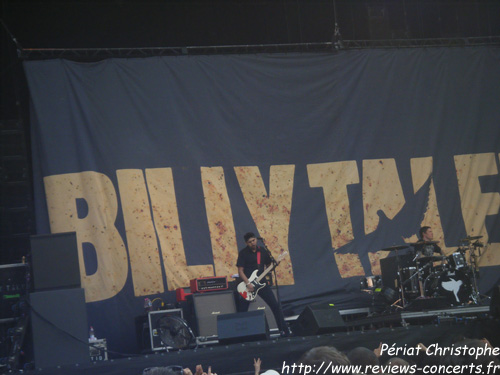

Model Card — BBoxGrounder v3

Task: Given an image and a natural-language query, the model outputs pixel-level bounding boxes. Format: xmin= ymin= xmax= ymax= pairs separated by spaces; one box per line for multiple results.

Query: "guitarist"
xmin=236 ymin=232 xmax=290 ymax=337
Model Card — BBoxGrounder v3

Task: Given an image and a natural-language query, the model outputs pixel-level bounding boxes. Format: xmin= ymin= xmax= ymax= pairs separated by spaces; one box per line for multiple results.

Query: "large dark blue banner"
xmin=25 ymin=47 xmax=500 ymax=353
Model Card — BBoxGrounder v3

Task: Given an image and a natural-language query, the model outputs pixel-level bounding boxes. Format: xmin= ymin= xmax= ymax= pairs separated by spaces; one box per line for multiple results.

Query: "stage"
xmin=21 ymin=304 xmax=499 ymax=375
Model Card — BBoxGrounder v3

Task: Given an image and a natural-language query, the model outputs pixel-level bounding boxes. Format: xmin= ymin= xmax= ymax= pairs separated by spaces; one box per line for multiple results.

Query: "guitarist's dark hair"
xmin=244 ymin=232 xmax=256 ymax=242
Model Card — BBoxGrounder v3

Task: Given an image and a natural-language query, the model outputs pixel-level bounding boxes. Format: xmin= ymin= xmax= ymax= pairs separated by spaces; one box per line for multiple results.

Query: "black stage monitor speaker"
xmin=188 ymin=291 xmax=236 ymax=338
xmin=292 ymin=302 xmax=346 ymax=336
xmin=30 ymin=232 xmax=81 ymax=291
xmin=247 ymin=286 xmax=278 ymax=331
xmin=217 ymin=310 xmax=269 ymax=345
xmin=30 ymin=288 xmax=90 ymax=369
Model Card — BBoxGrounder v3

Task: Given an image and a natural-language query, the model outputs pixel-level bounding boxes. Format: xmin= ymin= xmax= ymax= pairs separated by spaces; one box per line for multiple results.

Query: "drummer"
xmin=411 ymin=226 xmax=444 ymax=278
xmin=416 ymin=226 xmax=443 ymax=257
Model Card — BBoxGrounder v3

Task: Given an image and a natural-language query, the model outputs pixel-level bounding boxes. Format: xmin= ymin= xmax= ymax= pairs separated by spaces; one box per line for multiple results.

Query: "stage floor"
xmin=22 ymin=308 xmax=499 ymax=375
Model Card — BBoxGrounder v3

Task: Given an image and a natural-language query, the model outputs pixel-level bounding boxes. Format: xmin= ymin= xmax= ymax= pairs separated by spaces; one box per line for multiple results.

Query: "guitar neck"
xmin=255 ymin=263 xmax=275 ymax=283
xmin=252 ymin=251 xmax=287 ymax=283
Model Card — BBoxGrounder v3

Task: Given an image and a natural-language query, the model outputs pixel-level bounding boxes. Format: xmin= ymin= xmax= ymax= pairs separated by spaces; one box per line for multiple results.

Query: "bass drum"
xmin=424 ymin=269 xmax=472 ymax=305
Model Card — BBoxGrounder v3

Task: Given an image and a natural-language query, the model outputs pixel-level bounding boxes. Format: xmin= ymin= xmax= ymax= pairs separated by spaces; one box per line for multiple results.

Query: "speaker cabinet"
xmin=380 ymin=253 xmax=414 ymax=290
xmin=187 ymin=291 xmax=236 ymax=338
xmin=247 ymin=286 xmax=278 ymax=332
xmin=217 ymin=310 xmax=269 ymax=345
xmin=491 ymin=285 xmax=500 ymax=318
xmin=291 ymin=302 xmax=346 ymax=336
xmin=30 ymin=232 xmax=81 ymax=291
xmin=30 ymin=288 xmax=90 ymax=369
xmin=135 ymin=314 xmax=150 ymax=352
xmin=0 ymin=263 xmax=28 ymax=319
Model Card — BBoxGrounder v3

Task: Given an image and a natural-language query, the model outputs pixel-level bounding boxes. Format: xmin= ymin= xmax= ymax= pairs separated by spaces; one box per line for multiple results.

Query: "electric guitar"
xmin=237 ymin=251 xmax=288 ymax=302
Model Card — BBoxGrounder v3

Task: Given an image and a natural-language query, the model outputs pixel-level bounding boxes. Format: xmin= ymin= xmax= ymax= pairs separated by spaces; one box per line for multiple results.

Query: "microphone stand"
xmin=258 ymin=238 xmax=286 ymax=333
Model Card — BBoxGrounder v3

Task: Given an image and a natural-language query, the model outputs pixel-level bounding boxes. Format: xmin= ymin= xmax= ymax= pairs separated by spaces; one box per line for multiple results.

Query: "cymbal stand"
xmin=360 ymin=277 xmax=382 ymax=314
xmin=415 ymin=258 xmax=426 ymax=298
xmin=404 ymin=260 xmax=432 ymax=298
xmin=258 ymin=238 xmax=288 ymax=332
xmin=394 ymin=248 xmax=406 ymax=309
xmin=468 ymin=241 xmax=483 ymax=304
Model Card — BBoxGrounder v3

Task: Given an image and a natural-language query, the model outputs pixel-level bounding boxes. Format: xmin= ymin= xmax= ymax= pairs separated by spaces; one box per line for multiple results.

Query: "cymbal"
xmin=380 ymin=245 xmax=409 ymax=251
xmin=460 ymin=235 xmax=483 ymax=242
xmin=409 ymin=241 xmax=439 ymax=246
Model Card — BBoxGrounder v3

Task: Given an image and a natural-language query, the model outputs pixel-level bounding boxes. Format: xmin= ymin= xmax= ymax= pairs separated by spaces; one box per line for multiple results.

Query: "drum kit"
xmin=380 ymin=235 xmax=484 ymax=308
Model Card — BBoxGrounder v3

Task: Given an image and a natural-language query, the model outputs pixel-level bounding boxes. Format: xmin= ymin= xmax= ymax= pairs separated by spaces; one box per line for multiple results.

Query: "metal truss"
xmin=340 ymin=36 xmax=500 ymax=49
xmin=19 ymin=36 xmax=500 ymax=61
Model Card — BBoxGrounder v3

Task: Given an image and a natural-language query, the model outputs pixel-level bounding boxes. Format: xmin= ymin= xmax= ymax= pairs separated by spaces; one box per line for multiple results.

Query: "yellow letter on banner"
xmin=408 ymin=157 xmax=455 ymax=254
xmin=234 ymin=165 xmax=295 ymax=285
xmin=363 ymin=159 xmax=405 ymax=235
xmin=455 ymin=153 xmax=500 ymax=267
xmin=201 ymin=167 xmax=238 ymax=278
xmin=116 ymin=170 xmax=163 ymax=296
xmin=307 ymin=161 xmax=359 ymax=249
xmin=307 ymin=161 xmax=364 ymax=278
xmin=44 ymin=172 xmax=128 ymax=302
xmin=146 ymin=168 xmax=213 ymax=290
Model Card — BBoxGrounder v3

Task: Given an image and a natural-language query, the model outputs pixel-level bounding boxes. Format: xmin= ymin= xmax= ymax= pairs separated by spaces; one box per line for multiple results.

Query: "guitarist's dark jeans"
xmin=237 ymin=285 xmax=288 ymax=334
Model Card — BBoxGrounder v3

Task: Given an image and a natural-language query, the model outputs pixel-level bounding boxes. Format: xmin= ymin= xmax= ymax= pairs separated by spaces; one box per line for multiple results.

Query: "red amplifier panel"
xmin=190 ymin=276 xmax=228 ymax=293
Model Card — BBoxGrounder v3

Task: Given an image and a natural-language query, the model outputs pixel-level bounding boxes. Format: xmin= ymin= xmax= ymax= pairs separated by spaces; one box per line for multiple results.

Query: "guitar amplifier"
xmin=190 ymin=277 xmax=228 ymax=293
xmin=186 ymin=291 xmax=236 ymax=338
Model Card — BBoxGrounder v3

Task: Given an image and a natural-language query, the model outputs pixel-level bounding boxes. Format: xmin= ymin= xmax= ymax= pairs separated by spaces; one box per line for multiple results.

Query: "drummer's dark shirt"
xmin=420 ymin=243 xmax=442 ymax=257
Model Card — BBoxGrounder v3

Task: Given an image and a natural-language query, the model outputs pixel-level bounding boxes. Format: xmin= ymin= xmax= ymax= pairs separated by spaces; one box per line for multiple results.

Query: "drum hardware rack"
xmin=462 ymin=237 xmax=486 ymax=305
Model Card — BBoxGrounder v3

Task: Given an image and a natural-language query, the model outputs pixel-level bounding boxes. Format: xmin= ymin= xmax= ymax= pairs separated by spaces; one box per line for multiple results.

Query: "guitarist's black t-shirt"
xmin=236 ymin=246 xmax=271 ymax=280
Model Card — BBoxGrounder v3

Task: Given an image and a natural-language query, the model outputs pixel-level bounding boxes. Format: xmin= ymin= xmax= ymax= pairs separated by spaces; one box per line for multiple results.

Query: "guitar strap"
xmin=257 ymin=250 xmax=261 ymax=265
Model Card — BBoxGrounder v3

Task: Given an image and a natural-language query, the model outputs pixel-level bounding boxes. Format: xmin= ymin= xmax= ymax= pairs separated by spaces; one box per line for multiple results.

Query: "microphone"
xmin=257 ymin=237 xmax=264 ymax=241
